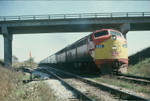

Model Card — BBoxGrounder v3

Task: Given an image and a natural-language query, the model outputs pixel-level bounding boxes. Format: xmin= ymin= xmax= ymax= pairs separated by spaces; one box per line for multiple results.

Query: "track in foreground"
xmin=43 ymin=68 xmax=94 ymax=101
xmin=116 ymin=73 xmax=150 ymax=85
xmin=39 ymin=66 xmax=149 ymax=101
xmin=41 ymin=67 xmax=119 ymax=101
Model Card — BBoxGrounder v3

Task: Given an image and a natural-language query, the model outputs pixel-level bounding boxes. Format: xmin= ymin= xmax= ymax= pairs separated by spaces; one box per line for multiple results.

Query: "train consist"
xmin=39 ymin=29 xmax=128 ymax=74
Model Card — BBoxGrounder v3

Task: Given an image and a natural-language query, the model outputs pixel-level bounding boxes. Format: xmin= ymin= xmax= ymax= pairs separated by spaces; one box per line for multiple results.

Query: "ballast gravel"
xmin=44 ymin=80 xmax=76 ymax=100
xmin=32 ymin=70 xmax=76 ymax=101
xmin=65 ymin=78 xmax=118 ymax=101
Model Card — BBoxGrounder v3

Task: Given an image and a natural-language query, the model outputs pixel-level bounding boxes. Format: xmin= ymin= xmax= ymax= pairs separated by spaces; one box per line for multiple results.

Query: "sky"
xmin=0 ymin=1 xmax=150 ymax=62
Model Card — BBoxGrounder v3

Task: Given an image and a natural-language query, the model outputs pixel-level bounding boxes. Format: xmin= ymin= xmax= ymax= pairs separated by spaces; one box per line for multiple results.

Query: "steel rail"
xmin=116 ymin=76 xmax=150 ymax=85
xmin=117 ymin=73 xmax=150 ymax=81
xmin=0 ymin=12 xmax=150 ymax=21
xmin=44 ymin=66 xmax=149 ymax=101
xmin=43 ymin=68 xmax=95 ymax=101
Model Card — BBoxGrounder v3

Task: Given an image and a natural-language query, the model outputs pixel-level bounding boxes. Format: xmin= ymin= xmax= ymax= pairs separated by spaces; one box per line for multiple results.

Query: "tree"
xmin=23 ymin=57 xmax=37 ymax=68
xmin=25 ymin=57 xmax=35 ymax=64
xmin=12 ymin=55 xmax=19 ymax=63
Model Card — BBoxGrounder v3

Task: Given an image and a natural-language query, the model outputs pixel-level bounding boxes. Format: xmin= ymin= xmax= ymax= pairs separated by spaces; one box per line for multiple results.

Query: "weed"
xmin=6 ymin=81 xmax=56 ymax=101
xmin=0 ymin=66 xmax=21 ymax=101
xmin=127 ymin=58 xmax=150 ymax=77
xmin=0 ymin=66 xmax=56 ymax=101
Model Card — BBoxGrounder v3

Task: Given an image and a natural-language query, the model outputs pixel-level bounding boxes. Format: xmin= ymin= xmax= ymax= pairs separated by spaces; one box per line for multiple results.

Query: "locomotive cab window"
xmin=90 ymin=35 xmax=93 ymax=41
xmin=94 ymin=31 xmax=108 ymax=37
xmin=110 ymin=31 xmax=122 ymax=37
xmin=88 ymin=35 xmax=93 ymax=42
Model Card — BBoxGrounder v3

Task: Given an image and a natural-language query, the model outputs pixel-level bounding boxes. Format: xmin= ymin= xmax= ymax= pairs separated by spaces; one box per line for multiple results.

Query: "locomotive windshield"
xmin=110 ymin=31 xmax=122 ymax=37
xmin=94 ymin=31 xmax=108 ymax=37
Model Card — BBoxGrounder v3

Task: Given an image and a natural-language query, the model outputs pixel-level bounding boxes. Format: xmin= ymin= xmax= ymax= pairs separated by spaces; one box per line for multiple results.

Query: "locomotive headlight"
xmin=112 ymin=46 xmax=117 ymax=50
xmin=111 ymin=35 xmax=117 ymax=40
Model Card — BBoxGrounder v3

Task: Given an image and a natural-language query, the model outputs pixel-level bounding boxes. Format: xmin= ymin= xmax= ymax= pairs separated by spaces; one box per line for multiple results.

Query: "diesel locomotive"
xmin=39 ymin=29 xmax=128 ymax=74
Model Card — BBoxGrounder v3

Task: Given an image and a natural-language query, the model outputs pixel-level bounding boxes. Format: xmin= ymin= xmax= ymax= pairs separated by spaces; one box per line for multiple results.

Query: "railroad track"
xmin=116 ymin=73 xmax=150 ymax=85
xmin=44 ymin=68 xmax=94 ymax=101
xmin=41 ymin=67 xmax=118 ymax=101
xmin=39 ymin=66 xmax=149 ymax=101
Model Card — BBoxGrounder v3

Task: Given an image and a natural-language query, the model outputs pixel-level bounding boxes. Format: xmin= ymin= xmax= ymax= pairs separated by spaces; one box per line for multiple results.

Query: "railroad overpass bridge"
xmin=0 ymin=12 xmax=150 ymax=67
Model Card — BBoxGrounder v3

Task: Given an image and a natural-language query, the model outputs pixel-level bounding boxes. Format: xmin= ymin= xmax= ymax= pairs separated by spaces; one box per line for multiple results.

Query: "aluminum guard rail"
xmin=0 ymin=12 xmax=150 ymax=21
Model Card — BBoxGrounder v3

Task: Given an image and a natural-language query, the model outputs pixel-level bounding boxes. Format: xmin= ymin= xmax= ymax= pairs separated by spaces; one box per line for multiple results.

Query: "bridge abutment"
xmin=2 ymin=26 xmax=13 ymax=68
xmin=120 ymin=23 xmax=131 ymax=38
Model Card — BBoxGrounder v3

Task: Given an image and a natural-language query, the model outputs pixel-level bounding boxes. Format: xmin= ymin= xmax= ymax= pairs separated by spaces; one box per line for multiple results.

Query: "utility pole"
xmin=29 ymin=51 xmax=32 ymax=80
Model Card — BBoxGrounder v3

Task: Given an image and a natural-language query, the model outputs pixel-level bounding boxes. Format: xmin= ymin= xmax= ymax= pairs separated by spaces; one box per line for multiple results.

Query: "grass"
xmin=6 ymin=81 xmax=56 ymax=101
xmin=127 ymin=58 xmax=150 ymax=77
xmin=127 ymin=47 xmax=150 ymax=77
xmin=0 ymin=66 xmax=21 ymax=101
xmin=129 ymin=47 xmax=150 ymax=65
xmin=0 ymin=66 xmax=56 ymax=101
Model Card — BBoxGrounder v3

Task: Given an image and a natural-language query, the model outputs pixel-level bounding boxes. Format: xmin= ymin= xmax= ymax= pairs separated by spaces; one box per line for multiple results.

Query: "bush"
xmin=127 ymin=58 xmax=150 ymax=77
xmin=0 ymin=66 xmax=56 ymax=101
xmin=129 ymin=47 xmax=150 ymax=65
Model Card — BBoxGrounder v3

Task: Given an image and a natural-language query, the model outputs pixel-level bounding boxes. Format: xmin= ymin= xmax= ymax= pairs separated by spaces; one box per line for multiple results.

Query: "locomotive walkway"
xmin=0 ymin=12 xmax=150 ymax=67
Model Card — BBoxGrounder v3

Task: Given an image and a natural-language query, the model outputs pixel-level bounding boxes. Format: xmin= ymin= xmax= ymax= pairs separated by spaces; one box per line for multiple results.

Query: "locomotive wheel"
xmin=100 ymin=64 xmax=112 ymax=75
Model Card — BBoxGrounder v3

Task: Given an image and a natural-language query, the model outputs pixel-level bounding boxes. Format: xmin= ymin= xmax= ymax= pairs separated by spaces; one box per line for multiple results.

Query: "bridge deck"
xmin=0 ymin=12 xmax=150 ymax=21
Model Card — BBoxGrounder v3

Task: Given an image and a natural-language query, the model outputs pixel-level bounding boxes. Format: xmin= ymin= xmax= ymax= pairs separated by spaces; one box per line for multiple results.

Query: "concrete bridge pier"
xmin=120 ymin=23 xmax=131 ymax=38
xmin=2 ymin=26 xmax=13 ymax=68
